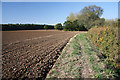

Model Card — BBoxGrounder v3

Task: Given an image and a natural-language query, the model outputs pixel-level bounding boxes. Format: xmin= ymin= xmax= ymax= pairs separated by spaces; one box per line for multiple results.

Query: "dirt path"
xmin=2 ymin=30 xmax=85 ymax=79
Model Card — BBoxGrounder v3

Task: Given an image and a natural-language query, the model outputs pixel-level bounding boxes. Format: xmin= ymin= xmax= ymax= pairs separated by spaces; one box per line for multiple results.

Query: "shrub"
xmin=44 ymin=25 xmax=48 ymax=30
xmin=54 ymin=23 xmax=63 ymax=30
xmin=87 ymin=26 xmax=119 ymax=73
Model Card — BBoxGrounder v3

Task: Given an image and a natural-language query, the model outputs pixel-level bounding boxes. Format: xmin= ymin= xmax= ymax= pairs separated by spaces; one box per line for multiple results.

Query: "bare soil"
xmin=2 ymin=30 xmax=84 ymax=79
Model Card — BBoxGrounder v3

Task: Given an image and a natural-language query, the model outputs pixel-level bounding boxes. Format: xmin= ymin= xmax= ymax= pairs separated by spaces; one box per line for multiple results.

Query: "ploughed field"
xmin=2 ymin=30 xmax=80 ymax=79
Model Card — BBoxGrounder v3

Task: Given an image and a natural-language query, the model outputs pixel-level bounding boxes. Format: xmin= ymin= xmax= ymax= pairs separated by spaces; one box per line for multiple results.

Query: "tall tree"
xmin=78 ymin=5 xmax=104 ymax=30
xmin=66 ymin=12 xmax=77 ymax=22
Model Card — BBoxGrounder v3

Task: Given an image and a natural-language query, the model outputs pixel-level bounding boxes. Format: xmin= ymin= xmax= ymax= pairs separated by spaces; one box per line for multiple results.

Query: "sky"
xmin=1 ymin=0 xmax=119 ymax=2
xmin=2 ymin=2 xmax=119 ymax=25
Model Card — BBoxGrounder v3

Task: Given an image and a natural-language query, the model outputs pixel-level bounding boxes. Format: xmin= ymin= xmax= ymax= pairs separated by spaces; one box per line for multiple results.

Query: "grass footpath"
xmin=46 ymin=33 xmax=117 ymax=79
xmin=46 ymin=34 xmax=82 ymax=78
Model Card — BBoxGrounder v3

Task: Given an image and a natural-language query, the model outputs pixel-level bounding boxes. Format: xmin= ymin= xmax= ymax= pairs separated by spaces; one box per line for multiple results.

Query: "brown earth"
xmin=2 ymin=30 xmax=84 ymax=79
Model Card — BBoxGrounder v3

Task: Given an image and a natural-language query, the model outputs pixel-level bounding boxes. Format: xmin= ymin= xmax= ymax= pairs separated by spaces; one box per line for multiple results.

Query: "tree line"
xmin=2 ymin=24 xmax=54 ymax=31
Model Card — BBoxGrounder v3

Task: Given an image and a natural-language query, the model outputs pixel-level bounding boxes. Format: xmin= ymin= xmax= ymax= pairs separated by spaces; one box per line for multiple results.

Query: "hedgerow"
xmin=87 ymin=26 xmax=120 ymax=75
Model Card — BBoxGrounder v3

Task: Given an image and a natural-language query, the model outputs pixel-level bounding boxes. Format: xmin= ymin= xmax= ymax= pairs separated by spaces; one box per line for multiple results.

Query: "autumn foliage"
xmin=87 ymin=26 xmax=120 ymax=72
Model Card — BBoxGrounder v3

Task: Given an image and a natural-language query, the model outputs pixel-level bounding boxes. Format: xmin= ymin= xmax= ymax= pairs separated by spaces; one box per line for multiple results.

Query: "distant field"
xmin=2 ymin=30 xmax=68 ymax=44
xmin=2 ymin=30 xmax=85 ymax=79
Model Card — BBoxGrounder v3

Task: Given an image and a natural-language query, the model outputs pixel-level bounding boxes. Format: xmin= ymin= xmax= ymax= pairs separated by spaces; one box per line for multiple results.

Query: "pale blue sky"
xmin=2 ymin=2 xmax=118 ymax=25
xmin=1 ymin=0 xmax=119 ymax=2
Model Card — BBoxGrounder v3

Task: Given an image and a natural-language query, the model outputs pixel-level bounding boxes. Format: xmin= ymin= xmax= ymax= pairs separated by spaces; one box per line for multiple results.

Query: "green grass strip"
xmin=79 ymin=33 xmax=117 ymax=79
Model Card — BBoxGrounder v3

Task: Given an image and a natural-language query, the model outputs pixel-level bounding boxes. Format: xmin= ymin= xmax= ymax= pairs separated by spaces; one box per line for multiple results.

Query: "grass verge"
xmin=46 ymin=34 xmax=82 ymax=78
xmin=46 ymin=33 xmax=118 ymax=79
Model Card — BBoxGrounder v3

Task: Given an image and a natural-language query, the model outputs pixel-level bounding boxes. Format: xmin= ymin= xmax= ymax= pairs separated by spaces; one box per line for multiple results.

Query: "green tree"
xmin=93 ymin=18 xmax=105 ymax=27
xmin=66 ymin=12 xmax=77 ymax=22
xmin=54 ymin=23 xmax=63 ymax=30
xmin=72 ymin=20 xmax=87 ymax=31
xmin=63 ymin=21 xmax=73 ymax=31
xmin=44 ymin=25 xmax=48 ymax=30
xmin=78 ymin=5 xmax=104 ymax=30
xmin=63 ymin=20 xmax=87 ymax=31
xmin=72 ymin=20 xmax=80 ymax=31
